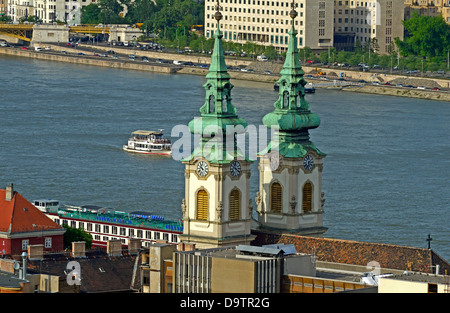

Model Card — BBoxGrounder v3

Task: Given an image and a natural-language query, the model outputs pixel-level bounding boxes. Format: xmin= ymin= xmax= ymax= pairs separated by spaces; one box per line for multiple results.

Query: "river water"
xmin=1 ymin=54 xmax=449 ymax=261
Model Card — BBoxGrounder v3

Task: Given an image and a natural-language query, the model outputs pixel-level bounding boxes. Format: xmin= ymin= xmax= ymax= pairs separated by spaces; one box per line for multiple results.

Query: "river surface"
xmin=1 ymin=54 xmax=449 ymax=261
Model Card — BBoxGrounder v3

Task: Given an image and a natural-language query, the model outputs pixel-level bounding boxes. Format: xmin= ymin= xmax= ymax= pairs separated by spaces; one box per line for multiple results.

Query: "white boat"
xmin=33 ymin=199 xmax=183 ymax=248
xmin=123 ymin=130 xmax=172 ymax=156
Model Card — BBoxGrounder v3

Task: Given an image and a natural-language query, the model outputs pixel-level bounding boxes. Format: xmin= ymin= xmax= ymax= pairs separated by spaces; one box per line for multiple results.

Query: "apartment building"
xmin=8 ymin=0 xmax=95 ymax=23
xmin=404 ymin=0 xmax=450 ymax=23
xmin=204 ymin=0 xmax=334 ymax=53
xmin=334 ymin=0 xmax=404 ymax=54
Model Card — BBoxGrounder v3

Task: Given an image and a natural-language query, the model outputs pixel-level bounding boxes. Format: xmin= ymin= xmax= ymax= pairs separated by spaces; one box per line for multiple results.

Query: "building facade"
xmin=204 ymin=0 xmax=334 ymax=53
xmin=404 ymin=0 xmax=450 ymax=23
xmin=8 ymin=0 xmax=95 ymax=23
xmin=334 ymin=0 xmax=404 ymax=54
xmin=0 ymin=185 xmax=65 ymax=256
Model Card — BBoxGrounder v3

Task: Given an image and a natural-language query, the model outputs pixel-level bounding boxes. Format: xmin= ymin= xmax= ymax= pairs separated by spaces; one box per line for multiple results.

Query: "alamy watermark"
xmin=170 ymin=120 xmax=280 ymax=163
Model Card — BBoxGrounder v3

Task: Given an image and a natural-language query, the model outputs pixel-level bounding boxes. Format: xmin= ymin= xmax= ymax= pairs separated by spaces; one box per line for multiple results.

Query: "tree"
xmin=264 ymin=45 xmax=278 ymax=60
xmin=80 ymin=4 xmax=101 ymax=24
xmin=98 ymin=0 xmax=125 ymax=24
xmin=395 ymin=12 xmax=450 ymax=58
xmin=63 ymin=225 xmax=93 ymax=250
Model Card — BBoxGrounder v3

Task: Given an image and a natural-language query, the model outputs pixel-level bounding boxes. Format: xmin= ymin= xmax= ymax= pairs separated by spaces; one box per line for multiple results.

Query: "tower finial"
xmin=290 ymin=0 xmax=298 ymax=21
xmin=214 ymin=0 xmax=222 ymax=22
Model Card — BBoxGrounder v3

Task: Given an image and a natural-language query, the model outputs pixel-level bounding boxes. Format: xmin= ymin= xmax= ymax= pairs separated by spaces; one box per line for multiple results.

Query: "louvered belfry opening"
xmin=270 ymin=182 xmax=282 ymax=213
xmin=229 ymin=189 xmax=240 ymax=220
xmin=196 ymin=190 xmax=208 ymax=220
xmin=302 ymin=182 xmax=312 ymax=213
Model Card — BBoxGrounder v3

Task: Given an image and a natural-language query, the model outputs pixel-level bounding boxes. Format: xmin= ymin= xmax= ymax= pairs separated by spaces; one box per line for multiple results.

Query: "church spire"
xmin=187 ymin=0 xmax=248 ymax=164
xmin=261 ymin=1 xmax=324 ymax=159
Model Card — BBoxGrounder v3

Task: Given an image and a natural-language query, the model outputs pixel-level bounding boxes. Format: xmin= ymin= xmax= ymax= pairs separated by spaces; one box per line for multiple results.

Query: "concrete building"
xmin=8 ymin=0 xmax=95 ymax=23
xmin=404 ymin=0 xmax=450 ymax=23
xmin=173 ymin=243 xmax=317 ymax=293
xmin=204 ymin=0 xmax=334 ymax=53
xmin=334 ymin=0 xmax=404 ymax=54
xmin=379 ymin=271 xmax=450 ymax=293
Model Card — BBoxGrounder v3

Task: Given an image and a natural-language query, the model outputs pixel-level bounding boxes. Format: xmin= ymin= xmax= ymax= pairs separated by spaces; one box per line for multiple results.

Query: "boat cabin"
xmin=33 ymin=199 xmax=60 ymax=213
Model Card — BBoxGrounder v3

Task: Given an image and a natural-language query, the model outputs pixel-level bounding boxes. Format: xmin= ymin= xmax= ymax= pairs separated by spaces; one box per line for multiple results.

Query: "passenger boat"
xmin=273 ymin=83 xmax=315 ymax=94
xmin=33 ymin=199 xmax=183 ymax=248
xmin=123 ymin=130 xmax=172 ymax=156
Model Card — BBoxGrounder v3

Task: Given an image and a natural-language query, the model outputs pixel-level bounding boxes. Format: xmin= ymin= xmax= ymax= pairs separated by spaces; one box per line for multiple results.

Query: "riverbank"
xmin=1 ymin=44 xmax=449 ymax=102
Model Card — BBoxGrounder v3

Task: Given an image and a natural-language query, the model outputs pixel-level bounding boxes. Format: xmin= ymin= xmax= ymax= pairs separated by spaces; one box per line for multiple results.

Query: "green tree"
xmin=63 ymin=225 xmax=93 ymax=250
xmin=264 ymin=45 xmax=278 ymax=60
xmin=80 ymin=4 xmax=101 ymax=24
xmin=395 ymin=12 xmax=450 ymax=58
xmin=99 ymin=0 xmax=125 ymax=24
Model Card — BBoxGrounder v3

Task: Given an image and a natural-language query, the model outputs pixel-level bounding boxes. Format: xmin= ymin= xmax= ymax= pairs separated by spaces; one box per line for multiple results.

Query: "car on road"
xmin=432 ymin=87 xmax=440 ymax=91
xmin=173 ymin=60 xmax=182 ymax=65
xmin=21 ymin=46 xmax=28 ymax=50
xmin=264 ymin=71 xmax=272 ymax=75
xmin=417 ymin=86 xmax=426 ymax=90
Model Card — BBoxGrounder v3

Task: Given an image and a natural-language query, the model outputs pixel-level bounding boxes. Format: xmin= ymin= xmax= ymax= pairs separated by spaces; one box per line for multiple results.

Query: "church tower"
xmin=255 ymin=3 xmax=327 ymax=236
xmin=179 ymin=2 xmax=255 ymax=249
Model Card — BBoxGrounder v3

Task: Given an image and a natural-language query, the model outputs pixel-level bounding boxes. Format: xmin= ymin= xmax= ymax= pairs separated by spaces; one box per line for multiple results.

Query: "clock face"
xmin=197 ymin=161 xmax=209 ymax=177
xmin=303 ymin=155 xmax=314 ymax=171
xmin=230 ymin=160 xmax=241 ymax=177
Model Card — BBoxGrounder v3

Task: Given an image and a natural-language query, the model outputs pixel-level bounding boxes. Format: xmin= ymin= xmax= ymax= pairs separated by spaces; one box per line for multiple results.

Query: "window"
xmin=196 ymin=189 xmax=209 ymax=220
xmin=229 ymin=189 xmax=241 ymax=220
xmin=22 ymin=240 xmax=29 ymax=250
xmin=270 ymin=182 xmax=282 ymax=213
xmin=45 ymin=237 xmax=52 ymax=248
xmin=302 ymin=182 xmax=313 ymax=213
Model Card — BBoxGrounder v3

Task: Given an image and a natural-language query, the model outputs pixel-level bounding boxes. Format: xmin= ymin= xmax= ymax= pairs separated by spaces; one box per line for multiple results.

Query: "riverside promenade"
xmin=1 ymin=43 xmax=449 ymax=102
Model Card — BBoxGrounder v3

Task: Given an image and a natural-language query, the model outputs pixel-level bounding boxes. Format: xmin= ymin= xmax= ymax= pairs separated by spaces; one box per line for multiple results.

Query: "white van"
xmin=173 ymin=60 xmax=183 ymax=65
xmin=35 ymin=46 xmax=43 ymax=51
xmin=257 ymin=55 xmax=268 ymax=62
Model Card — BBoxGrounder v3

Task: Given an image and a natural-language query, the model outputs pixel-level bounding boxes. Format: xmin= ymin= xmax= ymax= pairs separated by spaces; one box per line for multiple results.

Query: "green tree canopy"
xmin=63 ymin=225 xmax=93 ymax=250
xmin=395 ymin=12 xmax=450 ymax=58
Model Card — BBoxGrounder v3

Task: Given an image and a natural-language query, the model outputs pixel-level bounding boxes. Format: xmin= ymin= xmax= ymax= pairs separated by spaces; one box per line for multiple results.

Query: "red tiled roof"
xmin=0 ymin=189 xmax=63 ymax=234
xmin=252 ymin=230 xmax=450 ymax=274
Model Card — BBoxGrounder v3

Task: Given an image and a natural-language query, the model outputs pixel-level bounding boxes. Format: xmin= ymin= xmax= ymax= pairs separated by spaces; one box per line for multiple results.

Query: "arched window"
xmin=302 ymin=182 xmax=312 ymax=213
xmin=270 ymin=182 xmax=282 ymax=213
xmin=229 ymin=189 xmax=240 ymax=220
xmin=196 ymin=189 xmax=208 ymax=220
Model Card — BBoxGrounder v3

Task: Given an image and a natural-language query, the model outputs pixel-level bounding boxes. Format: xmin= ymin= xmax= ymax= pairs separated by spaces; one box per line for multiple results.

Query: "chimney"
xmin=27 ymin=244 xmax=44 ymax=261
xmin=128 ymin=238 xmax=141 ymax=255
xmin=5 ymin=184 xmax=14 ymax=201
xmin=107 ymin=239 xmax=122 ymax=256
xmin=71 ymin=241 xmax=86 ymax=258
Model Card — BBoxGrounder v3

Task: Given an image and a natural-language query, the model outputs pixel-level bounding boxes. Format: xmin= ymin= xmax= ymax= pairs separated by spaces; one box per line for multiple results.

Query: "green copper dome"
xmin=261 ymin=7 xmax=324 ymax=159
xmin=185 ymin=11 xmax=249 ymax=164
